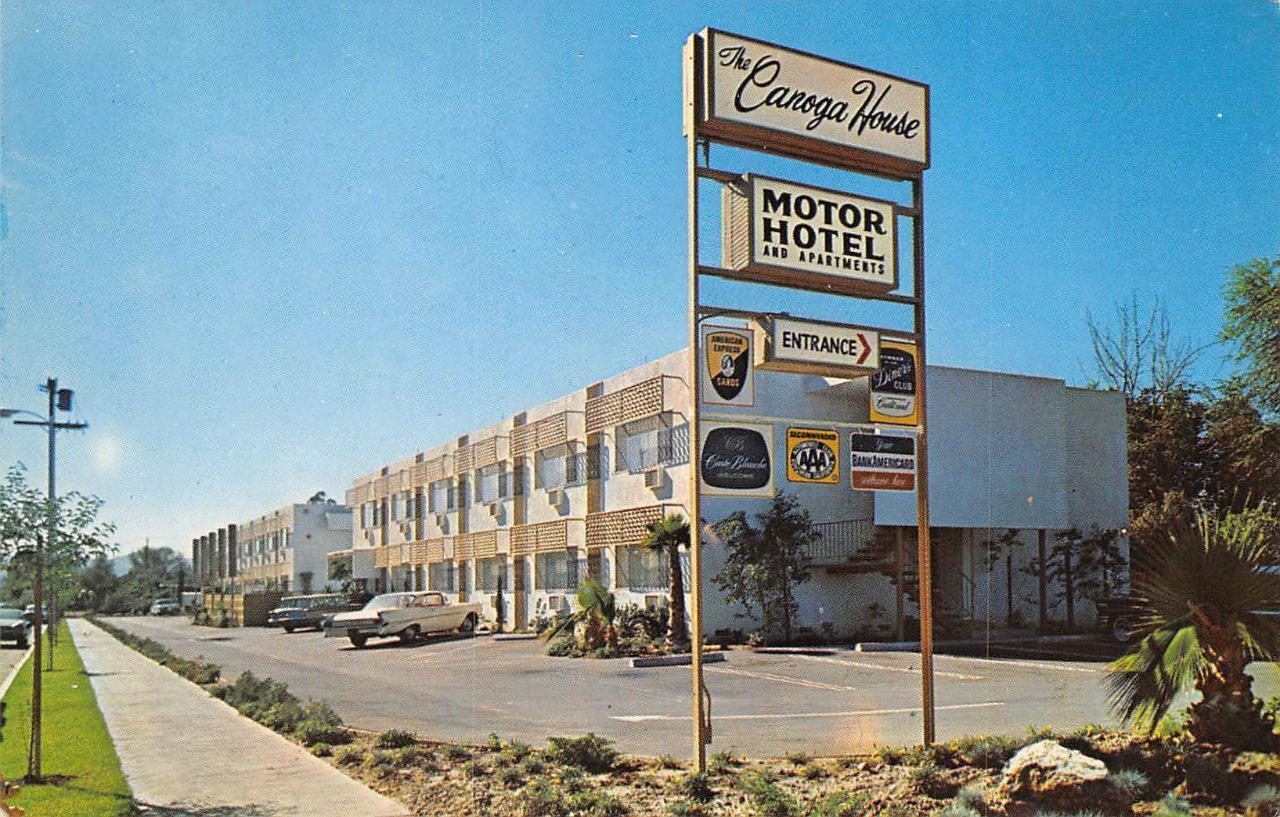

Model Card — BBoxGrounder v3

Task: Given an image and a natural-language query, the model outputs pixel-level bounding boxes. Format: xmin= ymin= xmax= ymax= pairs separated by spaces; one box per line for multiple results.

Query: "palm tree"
xmin=642 ymin=514 xmax=690 ymax=651
xmin=543 ymin=578 xmax=619 ymax=651
xmin=1105 ymin=506 xmax=1280 ymax=750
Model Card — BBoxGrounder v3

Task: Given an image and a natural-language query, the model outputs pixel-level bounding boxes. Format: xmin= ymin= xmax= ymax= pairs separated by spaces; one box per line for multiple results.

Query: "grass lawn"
xmin=0 ymin=621 xmax=135 ymax=816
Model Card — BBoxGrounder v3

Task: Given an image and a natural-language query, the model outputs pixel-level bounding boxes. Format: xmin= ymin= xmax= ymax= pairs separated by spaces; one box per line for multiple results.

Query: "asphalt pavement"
xmin=107 ymin=615 xmax=1279 ymax=758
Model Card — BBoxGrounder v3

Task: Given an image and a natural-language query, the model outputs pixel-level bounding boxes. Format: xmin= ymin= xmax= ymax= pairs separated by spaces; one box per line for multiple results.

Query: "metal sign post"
xmin=683 ymin=29 xmax=935 ymax=765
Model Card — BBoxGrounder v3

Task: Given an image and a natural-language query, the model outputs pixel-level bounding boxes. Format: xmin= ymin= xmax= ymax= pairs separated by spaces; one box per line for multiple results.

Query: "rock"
xmin=1000 ymin=739 xmax=1119 ymax=808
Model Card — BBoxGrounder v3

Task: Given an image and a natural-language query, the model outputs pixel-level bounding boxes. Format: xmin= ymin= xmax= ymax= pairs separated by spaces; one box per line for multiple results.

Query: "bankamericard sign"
xmin=693 ymin=29 xmax=929 ymax=177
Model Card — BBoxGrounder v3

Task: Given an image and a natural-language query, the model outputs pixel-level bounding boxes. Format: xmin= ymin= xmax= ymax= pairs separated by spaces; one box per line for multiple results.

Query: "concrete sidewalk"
xmin=69 ymin=618 xmax=410 ymax=817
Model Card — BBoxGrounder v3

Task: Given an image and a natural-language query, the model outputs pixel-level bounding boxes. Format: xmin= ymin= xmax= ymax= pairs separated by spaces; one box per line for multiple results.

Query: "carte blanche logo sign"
xmin=700 ymin=29 xmax=929 ymax=174
xmin=700 ymin=421 xmax=775 ymax=497
xmin=850 ymin=426 xmax=916 ymax=492
xmin=701 ymin=325 xmax=755 ymax=407
xmin=786 ymin=427 xmax=839 ymax=484
xmin=869 ymin=340 xmax=918 ymax=426
xmin=722 ymin=175 xmax=898 ymax=295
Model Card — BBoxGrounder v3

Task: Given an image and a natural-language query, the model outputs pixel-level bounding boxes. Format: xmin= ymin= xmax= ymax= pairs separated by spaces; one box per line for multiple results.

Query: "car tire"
xmin=1110 ymin=617 xmax=1133 ymax=644
xmin=458 ymin=614 xmax=476 ymax=634
xmin=283 ymin=625 xmax=296 ymax=634
xmin=348 ymin=633 xmax=367 ymax=649
xmin=399 ymin=625 xmax=422 ymax=644
xmin=16 ymin=637 xmax=27 ymax=650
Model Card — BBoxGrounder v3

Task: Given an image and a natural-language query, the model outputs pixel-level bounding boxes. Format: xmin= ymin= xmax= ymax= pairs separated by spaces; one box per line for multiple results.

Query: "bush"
xmin=519 ymin=779 xmax=568 ymax=817
xmin=334 ymin=746 xmax=364 ymax=766
xmin=463 ymin=759 xmax=487 ymax=778
xmin=618 ymin=603 xmax=667 ymax=642
xmin=566 ymin=790 xmax=628 ymax=816
xmin=909 ymin=760 xmax=957 ymax=799
xmin=784 ymin=751 xmax=811 ymax=766
xmin=520 ymin=757 xmax=547 ymax=776
xmin=1153 ymin=792 xmax=1193 ymax=817
xmin=259 ymin=699 xmax=304 ymax=732
xmin=294 ymin=700 xmax=349 ymax=746
xmin=1107 ymin=769 xmax=1150 ymax=802
xmin=544 ymin=733 xmax=619 ymax=773
xmin=673 ymin=772 xmax=714 ymax=803
xmin=708 ymin=750 xmax=740 ymax=774
xmin=547 ymin=636 xmax=577 ymax=657
xmin=310 ymin=742 xmax=332 ymax=757
xmin=443 ymin=744 xmax=471 ymax=762
xmin=375 ymin=728 xmax=417 ymax=749
xmin=502 ymin=739 xmax=533 ymax=763
xmin=952 ymin=735 xmax=1020 ymax=769
xmin=952 ymin=785 xmax=987 ymax=814
xmin=813 ymin=792 xmax=867 ymax=817
xmin=1243 ymin=785 xmax=1280 ymax=817
xmin=667 ymin=803 xmax=708 ymax=817
xmin=936 ymin=805 xmax=981 ymax=817
xmin=656 ymin=754 xmax=683 ymax=770
xmin=739 ymin=770 xmax=799 ymax=817
xmin=499 ymin=765 xmax=524 ymax=788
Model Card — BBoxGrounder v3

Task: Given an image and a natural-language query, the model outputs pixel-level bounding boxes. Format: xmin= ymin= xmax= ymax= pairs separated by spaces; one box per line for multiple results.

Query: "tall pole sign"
xmin=684 ymin=28 xmax=935 ymax=770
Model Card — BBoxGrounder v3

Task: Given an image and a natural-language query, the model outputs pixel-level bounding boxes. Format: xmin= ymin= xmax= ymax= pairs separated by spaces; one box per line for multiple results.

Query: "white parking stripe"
xmin=611 ymin=701 xmax=1005 ymax=723
xmin=934 ymin=654 xmax=1101 ymax=674
xmin=708 ymin=665 xmax=864 ymax=692
xmin=795 ymin=654 xmax=984 ymax=681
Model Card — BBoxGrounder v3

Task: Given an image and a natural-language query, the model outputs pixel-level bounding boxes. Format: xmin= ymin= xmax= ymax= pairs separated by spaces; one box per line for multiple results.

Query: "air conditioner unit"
xmin=398 ymin=522 xmax=411 ymax=535
xmin=644 ymin=594 xmax=666 ymax=611
xmin=643 ymin=468 xmax=663 ymax=490
xmin=434 ymin=513 xmax=448 ymax=526
xmin=487 ymin=502 xmax=502 ymax=518
xmin=546 ymin=487 xmax=564 ymax=506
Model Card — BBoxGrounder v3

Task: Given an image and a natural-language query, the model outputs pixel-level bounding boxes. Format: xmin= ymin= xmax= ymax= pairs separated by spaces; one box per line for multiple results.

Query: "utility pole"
xmin=8 ymin=378 xmax=87 ymax=780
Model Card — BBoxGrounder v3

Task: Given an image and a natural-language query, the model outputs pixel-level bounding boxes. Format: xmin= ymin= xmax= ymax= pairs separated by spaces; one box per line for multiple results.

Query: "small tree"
xmin=978 ymin=529 xmax=1022 ymax=626
xmin=298 ymin=571 xmax=314 ymax=595
xmin=1222 ymin=255 xmax=1280 ymax=417
xmin=1024 ymin=526 xmax=1126 ymax=630
xmin=712 ymin=492 xmax=816 ymax=645
xmin=641 ymin=514 xmax=689 ymax=651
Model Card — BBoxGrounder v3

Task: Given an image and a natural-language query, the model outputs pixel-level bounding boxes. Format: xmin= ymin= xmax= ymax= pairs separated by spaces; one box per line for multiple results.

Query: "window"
xmin=428 ymin=561 xmax=454 ymax=592
xmin=617 ymin=545 xmax=668 ymax=591
xmin=535 ymin=551 xmax=576 ymax=590
xmin=477 ymin=465 xmax=504 ymax=504
xmin=536 ymin=445 xmax=585 ymax=489
xmin=615 ymin=414 xmax=686 ymax=473
xmin=429 ymin=480 xmax=451 ymax=513
xmin=478 ymin=557 xmax=504 ymax=592
xmin=392 ymin=492 xmax=407 ymax=522
xmin=361 ymin=502 xmax=374 ymax=529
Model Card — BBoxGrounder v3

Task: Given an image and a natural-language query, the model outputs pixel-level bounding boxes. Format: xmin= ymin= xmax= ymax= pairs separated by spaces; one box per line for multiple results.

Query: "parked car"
xmin=324 ymin=591 xmax=481 ymax=648
xmin=268 ymin=593 xmax=365 ymax=633
xmin=0 ymin=608 xmax=34 ymax=648
xmin=149 ymin=598 xmax=181 ymax=615
xmin=22 ymin=604 xmax=48 ymax=623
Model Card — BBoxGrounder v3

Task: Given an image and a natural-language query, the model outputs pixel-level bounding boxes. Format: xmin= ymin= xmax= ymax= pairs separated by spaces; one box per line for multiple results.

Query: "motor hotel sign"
xmin=723 ymin=175 xmax=897 ymax=294
xmin=695 ymin=29 xmax=929 ymax=176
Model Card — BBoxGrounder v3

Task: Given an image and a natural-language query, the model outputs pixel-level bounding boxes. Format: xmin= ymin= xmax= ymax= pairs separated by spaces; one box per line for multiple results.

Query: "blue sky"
xmin=2 ymin=2 xmax=1277 ymax=557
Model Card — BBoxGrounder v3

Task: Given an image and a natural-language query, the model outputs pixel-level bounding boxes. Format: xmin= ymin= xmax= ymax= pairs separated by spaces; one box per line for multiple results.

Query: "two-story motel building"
xmin=332 ymin=346 xmax=1128 ymax=640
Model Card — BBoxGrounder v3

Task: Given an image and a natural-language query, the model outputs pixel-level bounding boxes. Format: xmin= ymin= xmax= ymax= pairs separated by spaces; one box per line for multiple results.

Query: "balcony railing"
xmin=805 ymin=518 xmax=876 ymax=564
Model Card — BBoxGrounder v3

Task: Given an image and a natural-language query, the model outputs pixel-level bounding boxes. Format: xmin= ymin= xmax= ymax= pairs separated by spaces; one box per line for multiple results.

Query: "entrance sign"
xmin=699 ymin=421 xmax=774 ymax=496
xmin=701 ymin=325 xmax=755 ymax=407
xmin=870 ymin=340 xmax=918 ymax=426
xmin=723 ymin=174 xmax=897 ymax=294
xmin=754 ymin=315 xmax=880 ymax=378
xmin=695 ymin=29 xmax=929 ymax=178
xmin=850 ymin=426 xmax=917 ymax=492
xmin=786 ymin=427 xmax=840 ymax=484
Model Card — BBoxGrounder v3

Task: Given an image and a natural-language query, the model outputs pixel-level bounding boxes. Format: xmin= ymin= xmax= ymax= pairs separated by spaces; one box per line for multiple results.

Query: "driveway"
xmin=103 ymin=616 xmax=1280 ymax=757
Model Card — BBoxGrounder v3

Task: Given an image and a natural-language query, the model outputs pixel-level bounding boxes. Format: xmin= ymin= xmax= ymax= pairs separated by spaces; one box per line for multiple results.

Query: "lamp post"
xmin=2 ymin=378 xmax=87 ymax=781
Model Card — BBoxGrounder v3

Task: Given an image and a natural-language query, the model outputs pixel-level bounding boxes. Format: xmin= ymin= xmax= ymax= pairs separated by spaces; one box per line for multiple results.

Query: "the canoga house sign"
xmin=695 ymin=29 xmax=929 ymax=179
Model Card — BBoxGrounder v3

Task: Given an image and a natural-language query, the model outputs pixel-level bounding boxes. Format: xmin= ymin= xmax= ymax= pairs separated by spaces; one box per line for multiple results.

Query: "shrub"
xmin=618 ymin=603 xmax=667 ymax=641
xmin=295 ymin=701 xmax=349 ymax=746
xmin=502 ymin=739 xmax=533 ymax=763
xmin=520 ymin=757 xmax=547 ymax=776
xmin=873 ymin=746 xmax=904 ymax=765
xmin=375 ymin=728 xmax=417 ymax=749
xmin=310 ymin=743 xmax=332 ymax=757
xmin=547 ymin=636 xmax=578 ymax=657
xmin=499 ymin=765 xmax=524 ymax=787
xmin=443 ymin=744 xmax=471 ymax=762
xmin=1154 ymin=710 xmax=1189 ymax=738
xmin=1154 ymin=792 xmax=1193 ymax=817
xmin=656 ymin=754 xmax=683 ymax=770
xmin=784 ymin=751 xmax=811 ymax=766
xmin=1108 ymin=769 xmax=1150 ymax=802
xmin=935 ymin=805 xmax=981 ymax=817
xmin=463 ymin=759 xmax=487 ymax=779
xmin=952 ymin=735 xmax=1020 ymax=769
xmin=667 ymin=803 xmax=708 ymax=817
xmin=739 ymin=771 xmax=799 ymax=817
xmin=952 ymin=785 xmax=987 ymax=814
xmin=1243 ymin=785 xmax=1280 ymax=817
xmin=673 ymin=772 xmax=714 ymax=803
xmin=259 ymin=700 xmax=304 ymax=732
xmin=566 ymin=790 xmax=628 ymax=816
xmin=708 ymin=750 xmax=740 ymax=774
xmin=800 ymin=763 xmax=824 ymax=781
xmin=519 ymin=779 xmax=568 ymax=817
xmin=544 ymin=733 xmax=619 ymax=773
xmin=813 ymin=791 xmax=868 ymax=817
xmin=334 ymin=746 xmax=364 ymax=766
xmin=909 ymin=760 xmax=957 ymax=799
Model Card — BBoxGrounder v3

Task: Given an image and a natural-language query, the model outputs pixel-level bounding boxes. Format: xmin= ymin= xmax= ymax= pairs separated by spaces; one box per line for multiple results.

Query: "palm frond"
xmin=1106 ymin=622 xmax=1201 ymax=732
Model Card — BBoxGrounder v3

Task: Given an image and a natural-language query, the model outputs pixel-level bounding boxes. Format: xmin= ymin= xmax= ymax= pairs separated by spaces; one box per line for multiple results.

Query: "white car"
xmin=324 ymin=591 xmax=482 ymax=648
xmin=149 ymin=598 xmax=181 ymax=615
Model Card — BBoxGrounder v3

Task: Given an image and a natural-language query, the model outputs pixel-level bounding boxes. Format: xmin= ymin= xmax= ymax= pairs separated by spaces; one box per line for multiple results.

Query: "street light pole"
xmin=7 ymin=378 xmax=86 ymax=781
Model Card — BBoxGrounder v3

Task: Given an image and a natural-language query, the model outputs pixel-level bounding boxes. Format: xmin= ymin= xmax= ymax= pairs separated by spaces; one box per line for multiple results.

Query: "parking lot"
xmin=107 ymin=616 xmax=1280 ymax=757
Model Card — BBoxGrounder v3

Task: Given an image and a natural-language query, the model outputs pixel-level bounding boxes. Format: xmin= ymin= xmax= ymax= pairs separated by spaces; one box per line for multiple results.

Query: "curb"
xmin=492 ymin=633 xmax=538 ymax=641
xmin=855 ymin=633 xmax=1103 ymax=652
xmin=752 ymin=647 xmax=838 ymax=656
xmin=630 ymin=652 xmax=727 ymax=668
xmin=0 ymin=641 xmax=35 ymax=702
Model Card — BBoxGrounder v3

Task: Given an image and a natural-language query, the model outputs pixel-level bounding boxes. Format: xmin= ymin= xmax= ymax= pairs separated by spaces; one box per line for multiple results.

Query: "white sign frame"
xmin=849 ymin=425 xmax=917 ymax=493
xmin=755 ymin=315 xmax=880 ymax=378
xmin=699 ymin=420 xmax=776 ymax=498
xmin=700 ymin=324 xmax=755 ymax=407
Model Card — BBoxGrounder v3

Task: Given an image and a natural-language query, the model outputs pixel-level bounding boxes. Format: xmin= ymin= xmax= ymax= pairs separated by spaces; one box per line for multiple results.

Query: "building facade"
xmin=193 ymin=494 xmax=353 ymax=594
xmin=335 ymin=347 xmax=1127 ymax=640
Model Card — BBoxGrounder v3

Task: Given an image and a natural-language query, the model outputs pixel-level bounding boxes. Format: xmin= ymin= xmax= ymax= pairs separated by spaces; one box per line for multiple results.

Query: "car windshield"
xmin=0 ymin=608 xmax=24 ymax=620
xmin=362 ymin=593 xmax=403 ymax=611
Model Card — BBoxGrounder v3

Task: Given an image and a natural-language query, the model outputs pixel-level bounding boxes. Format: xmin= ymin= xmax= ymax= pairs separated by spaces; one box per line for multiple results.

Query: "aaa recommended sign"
xmin=700 ymin=421 xmax=774 ymax=497
xmin=870 ymin=340 xmax=918 ymax=426
xmin=850 ymin=427 xmax=916 ymax=492
xmin=701 ymin=325 xmax=755 ymax=407
xmin=786 ymin=427 xmax=839 ymax=484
